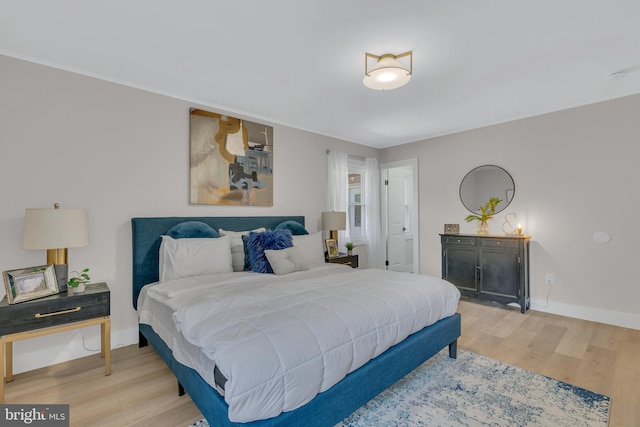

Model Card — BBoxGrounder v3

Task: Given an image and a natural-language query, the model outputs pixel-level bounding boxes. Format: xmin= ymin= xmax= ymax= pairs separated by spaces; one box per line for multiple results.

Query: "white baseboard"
xmin=530 ymin=298 xmax=640 ymax=330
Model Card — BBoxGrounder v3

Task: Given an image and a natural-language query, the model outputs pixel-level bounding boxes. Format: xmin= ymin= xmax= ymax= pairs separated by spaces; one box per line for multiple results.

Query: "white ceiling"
xmin=2 ymin=1 xmax=640 ymax=149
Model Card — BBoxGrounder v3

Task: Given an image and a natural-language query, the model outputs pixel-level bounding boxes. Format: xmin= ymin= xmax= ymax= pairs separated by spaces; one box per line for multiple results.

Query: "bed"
xmin=132 ymin=216 xmax=461 ymax=427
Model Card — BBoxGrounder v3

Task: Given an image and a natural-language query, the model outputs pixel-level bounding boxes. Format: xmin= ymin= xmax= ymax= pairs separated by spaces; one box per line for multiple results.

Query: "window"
xmin=348 ymin=157 xmax=365 ymax=239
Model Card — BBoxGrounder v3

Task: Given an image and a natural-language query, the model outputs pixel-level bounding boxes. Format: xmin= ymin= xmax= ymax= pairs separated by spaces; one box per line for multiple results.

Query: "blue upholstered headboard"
xmin=131 ymin=216 xmax=305 ymax=309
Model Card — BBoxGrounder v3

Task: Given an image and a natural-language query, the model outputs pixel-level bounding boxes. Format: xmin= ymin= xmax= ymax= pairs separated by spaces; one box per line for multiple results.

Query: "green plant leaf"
xmin=465 ymin=197 xmax=503 ymax=222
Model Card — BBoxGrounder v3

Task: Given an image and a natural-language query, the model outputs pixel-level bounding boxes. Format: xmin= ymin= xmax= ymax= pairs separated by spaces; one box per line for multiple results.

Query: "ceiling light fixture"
xmin=363 ymin=51 xmax=412 ymax=91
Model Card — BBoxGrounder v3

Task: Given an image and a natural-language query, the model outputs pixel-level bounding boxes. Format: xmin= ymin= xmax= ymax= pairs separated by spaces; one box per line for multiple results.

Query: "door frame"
xmin=380 ymin=158 xmax=420 ymax=273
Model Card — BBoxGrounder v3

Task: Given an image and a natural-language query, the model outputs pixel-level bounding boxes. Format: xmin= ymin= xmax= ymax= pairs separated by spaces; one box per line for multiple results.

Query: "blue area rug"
xmin=189 ymin=349 xmax=610 ymax=426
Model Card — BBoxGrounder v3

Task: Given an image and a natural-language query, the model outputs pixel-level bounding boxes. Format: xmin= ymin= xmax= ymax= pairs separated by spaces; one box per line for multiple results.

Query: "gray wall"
xmin=0 ymin=55 xmax=378 ymax=373
xmin=381 ymin=94 xmax=640 ymax=329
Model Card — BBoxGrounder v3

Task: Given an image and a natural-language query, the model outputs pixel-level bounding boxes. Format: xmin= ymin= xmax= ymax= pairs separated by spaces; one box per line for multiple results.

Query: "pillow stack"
xmin=243 ymin=229 xmax=294 ymax=274
xmin=158 ymin=219 xmax=327 ymax=280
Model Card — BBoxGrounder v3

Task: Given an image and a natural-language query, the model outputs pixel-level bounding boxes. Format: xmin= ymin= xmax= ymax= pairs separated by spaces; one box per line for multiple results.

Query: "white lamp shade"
xmin=322 ymin=211 xmax=346 ymax=231
xmin=23 ymin=207 xmax=89 ymax=249
xmin=363 ymin=56 xmax=411 ymax=90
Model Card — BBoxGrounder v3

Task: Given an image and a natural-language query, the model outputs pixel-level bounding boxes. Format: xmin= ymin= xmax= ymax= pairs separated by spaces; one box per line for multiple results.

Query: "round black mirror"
xmin=459 ymin=165 xmax=514 ymax=215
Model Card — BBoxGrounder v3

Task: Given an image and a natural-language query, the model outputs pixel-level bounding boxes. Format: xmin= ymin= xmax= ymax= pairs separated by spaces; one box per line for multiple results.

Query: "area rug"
xmin=188 ymin=349 xmax=610 ymax=427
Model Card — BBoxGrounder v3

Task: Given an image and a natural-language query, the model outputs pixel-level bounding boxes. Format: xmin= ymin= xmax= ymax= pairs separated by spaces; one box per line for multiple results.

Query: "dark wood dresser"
xmin=440 ymin=234 xmax=530 ymax=313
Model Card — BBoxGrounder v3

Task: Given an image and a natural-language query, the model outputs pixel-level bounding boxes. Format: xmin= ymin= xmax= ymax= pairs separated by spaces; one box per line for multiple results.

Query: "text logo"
xmin=1 ymin=405 xmax=69 ymax=426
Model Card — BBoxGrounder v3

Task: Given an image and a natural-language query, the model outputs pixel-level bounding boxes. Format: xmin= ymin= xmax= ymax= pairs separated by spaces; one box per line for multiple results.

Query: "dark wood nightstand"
xmin=326 ymin=253 xmax=359 ymax=268
xmin=0 ymin=282 xmax=111 ymax=403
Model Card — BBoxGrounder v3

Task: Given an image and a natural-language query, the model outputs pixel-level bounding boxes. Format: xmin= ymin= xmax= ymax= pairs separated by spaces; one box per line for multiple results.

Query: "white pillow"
xmin=160 ymin=235 xmax=232 ymax=281
xmin=264 ymin=247 xmax=308 ymax=275
xmin=219 ymin=228 xmax=266 ymax=272
xmin=292 ymin=232 xmax=325 ymax=267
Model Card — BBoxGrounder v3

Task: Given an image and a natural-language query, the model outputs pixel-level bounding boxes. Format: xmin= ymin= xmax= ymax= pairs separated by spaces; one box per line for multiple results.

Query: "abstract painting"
xmin=190 ymin=108 xmax=273 ymax=206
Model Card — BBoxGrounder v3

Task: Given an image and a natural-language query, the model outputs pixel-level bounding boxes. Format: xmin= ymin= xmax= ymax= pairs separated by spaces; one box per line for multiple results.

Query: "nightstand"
xmin=0 ymin=282 xmax=111 ymax=403
xmin=326 ymin=253 xmax=359 ymax=268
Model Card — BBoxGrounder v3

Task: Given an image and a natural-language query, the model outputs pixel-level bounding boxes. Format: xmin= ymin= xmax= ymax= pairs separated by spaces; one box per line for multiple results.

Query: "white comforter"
xmin=140 ymin=264 xmax=460 ymax=422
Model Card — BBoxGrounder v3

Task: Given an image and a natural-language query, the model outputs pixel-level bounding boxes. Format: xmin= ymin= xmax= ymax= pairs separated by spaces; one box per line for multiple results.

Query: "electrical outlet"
xmin=545 ymin=273 xmax=554 ymax=285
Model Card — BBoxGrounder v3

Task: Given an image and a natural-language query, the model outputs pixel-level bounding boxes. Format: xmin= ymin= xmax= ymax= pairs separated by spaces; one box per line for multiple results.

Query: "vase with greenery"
xmin=464 ymin=197 xmax=502 ymax=235
xmin=345 ymin=242 xmax=355 ymax=255
xmin=67 ymin=268 xmax=90 ymax=294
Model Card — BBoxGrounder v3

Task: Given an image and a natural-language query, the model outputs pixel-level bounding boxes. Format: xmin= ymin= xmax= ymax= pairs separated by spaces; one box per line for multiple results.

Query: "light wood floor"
xmin=4 ymin=300 xmax=639 ymax=426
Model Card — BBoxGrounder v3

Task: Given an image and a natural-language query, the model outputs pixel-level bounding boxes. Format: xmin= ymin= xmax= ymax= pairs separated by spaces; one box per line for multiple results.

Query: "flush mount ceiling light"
xmin=363 ymin=51 xmax=412 ymax=91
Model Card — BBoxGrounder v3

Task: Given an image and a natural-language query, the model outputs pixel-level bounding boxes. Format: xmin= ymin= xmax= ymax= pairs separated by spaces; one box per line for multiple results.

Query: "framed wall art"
xmin=190 ymin=108 xmax=274 ymax=206
xmin=2 ymin=264 xmax=59 ymax=304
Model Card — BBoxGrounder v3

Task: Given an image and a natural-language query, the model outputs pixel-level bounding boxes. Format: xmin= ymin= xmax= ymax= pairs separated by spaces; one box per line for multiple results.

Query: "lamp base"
xmin=54 ymin=264 xmax=68 ymax=293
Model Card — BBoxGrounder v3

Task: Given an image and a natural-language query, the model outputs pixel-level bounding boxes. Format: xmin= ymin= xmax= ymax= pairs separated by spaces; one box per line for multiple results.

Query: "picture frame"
xmin=444 ymin=224 xmax=460 ymax=234
xmin=325 ymin=239 xmax=339 ymax=258
xmin=2 ymin=264 xmax=59 ymax=304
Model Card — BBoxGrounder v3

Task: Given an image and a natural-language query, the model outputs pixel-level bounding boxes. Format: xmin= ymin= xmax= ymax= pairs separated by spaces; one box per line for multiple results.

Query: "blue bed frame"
xmin=132 ymin=216 xmax=461 ymax=427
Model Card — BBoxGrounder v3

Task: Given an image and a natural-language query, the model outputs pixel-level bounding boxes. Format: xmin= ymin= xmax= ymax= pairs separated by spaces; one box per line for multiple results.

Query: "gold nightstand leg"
xmin=5 ymin=341 xmax=12 ymax=383
xmin=0 ymin=340 xmax=4 ymax=403
xmin=101 ymin=317 xmax=111 ymax=376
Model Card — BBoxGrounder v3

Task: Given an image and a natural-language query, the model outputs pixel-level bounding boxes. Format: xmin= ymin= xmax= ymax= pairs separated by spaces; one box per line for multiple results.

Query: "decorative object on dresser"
xmin=22 ymin=203 xmax=89 ymax=292
xmin=325 ymin=238 xmax=339 ymax=258
xmin=441 ymin=234 xmax=530 ymax=313
xmin=501 ymin=212 xmax=517 ymax=234
xmin=501 ymin=212 xmax=525 ymax=236
xmin=67 ymin=267 xmax=91 ymax=294
xmin=345 ymin=242 xmax=355 ymax=255
xmin=189 ymin=108 xmax=274 ymax=207
xmin=444 ymin=224 xmax=459 ymax=234
xmin=2 ymin=265 xmax=59 ymax=304
xmin=321 ymin=211 xmax=346 ymax=247
xmin=0 ymin=282 xmax=111 ymax=403
xmin=326 ymin=253 xmax=359 ymax=268
xmin=464 ymin=197 xmax=502 ymax=235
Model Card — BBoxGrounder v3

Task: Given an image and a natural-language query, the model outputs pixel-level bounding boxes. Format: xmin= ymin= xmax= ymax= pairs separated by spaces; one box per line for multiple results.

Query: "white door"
xmin=382 ymin=160 xmax=418 ymax=273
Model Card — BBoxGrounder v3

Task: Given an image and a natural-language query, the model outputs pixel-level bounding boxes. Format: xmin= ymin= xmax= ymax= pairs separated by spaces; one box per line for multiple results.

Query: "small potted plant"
xmin=67 ymin=268 xmax=91 ymax=294
xmin=345 ymin=242 xmax=355 ymax=256
xmin=464 ymin=197 xmax=502 ymax=235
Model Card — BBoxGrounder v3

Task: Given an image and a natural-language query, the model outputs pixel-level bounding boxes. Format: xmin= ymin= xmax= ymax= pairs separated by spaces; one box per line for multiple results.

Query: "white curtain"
xmin=326 ymin=150 xmax=350 ymax=250
xmin=364 ymin=157 xmax=384 ymax=268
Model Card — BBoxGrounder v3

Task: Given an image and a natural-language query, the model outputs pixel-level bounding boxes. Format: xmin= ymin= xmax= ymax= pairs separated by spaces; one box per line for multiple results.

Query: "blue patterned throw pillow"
xmin=243 ymin=229 xmax=293 ymax=274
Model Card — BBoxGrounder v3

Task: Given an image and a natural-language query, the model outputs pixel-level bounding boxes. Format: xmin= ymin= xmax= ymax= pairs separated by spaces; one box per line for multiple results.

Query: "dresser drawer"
xmin=0 ymin=282 xmax=110 ymax=336
xmin=443 ymin=236 xmax=476 ymax=246
xmin=479 ymin=238 xmax=519 ymax=249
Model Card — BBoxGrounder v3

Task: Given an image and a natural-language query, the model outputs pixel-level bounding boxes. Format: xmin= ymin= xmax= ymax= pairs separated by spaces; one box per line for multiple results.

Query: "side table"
xmin=0 ymin=282 xmax=111 ymax=403
xmin=326 ymin=253 xmax=359 ymax=268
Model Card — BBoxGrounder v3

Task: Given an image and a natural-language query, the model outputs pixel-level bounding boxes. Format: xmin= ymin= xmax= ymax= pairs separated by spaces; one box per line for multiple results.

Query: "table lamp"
xmin=322 ymin=211 xmax=346 ymax=247
xmin=22 ymin=203 xmax=88 ymax=292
